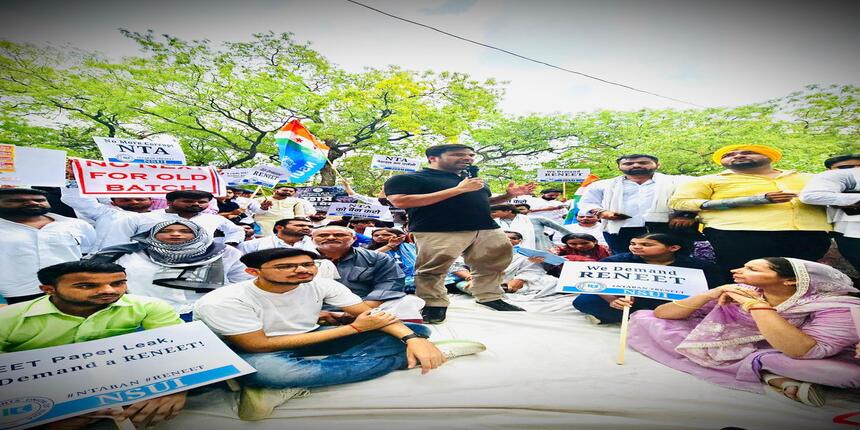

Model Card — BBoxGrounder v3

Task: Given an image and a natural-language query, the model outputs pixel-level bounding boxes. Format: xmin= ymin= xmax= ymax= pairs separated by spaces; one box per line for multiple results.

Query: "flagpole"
xmin=616 ymin=295 xmax=632 ymax=365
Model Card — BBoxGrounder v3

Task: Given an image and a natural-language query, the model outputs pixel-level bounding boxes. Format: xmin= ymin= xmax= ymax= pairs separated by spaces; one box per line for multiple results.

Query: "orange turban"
xmin=712 ymin=144 xmax=782 ymax=165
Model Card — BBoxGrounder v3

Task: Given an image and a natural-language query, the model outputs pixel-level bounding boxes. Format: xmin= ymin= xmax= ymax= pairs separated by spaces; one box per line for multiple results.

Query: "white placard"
xmin=326 ymin=202 xmax=391 ymax=220
xmin=0 ymin=145 xmax=67 ymax=187
xmin=556 ymin=261 xmax=709 ymax=300
xmin=0 ymin=322 xmax=254 ymax=429
xmin=219 ymin=168 xmax=255 ymax=185
xmin=94 ymin=137 xmax=186 ymax=165
xmin=370 ymin=155 xmax=422 ymax=172
xmin=537 ymin=169 xmax=591 ymax=182
xmin=243 ymin=166 xmax=289 ymax=188
xmin=70 ymin=158 xmax=225 ymax=198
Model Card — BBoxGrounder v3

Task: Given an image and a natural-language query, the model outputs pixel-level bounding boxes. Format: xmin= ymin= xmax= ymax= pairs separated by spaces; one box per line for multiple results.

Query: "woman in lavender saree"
xmin=628 ymin=257 xmax=860 ymax=407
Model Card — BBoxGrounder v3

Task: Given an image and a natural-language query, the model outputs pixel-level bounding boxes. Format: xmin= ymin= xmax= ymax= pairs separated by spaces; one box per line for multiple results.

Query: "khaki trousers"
xmin=412 ymin=229 xmax=513 ymax=306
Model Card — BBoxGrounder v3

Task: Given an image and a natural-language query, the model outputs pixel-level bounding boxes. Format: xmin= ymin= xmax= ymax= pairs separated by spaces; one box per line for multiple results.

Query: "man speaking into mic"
xmin=384 ymin=144 xmax=537 ymax=323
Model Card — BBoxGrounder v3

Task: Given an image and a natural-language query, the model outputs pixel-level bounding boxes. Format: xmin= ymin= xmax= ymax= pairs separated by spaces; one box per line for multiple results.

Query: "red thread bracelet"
xmin=349 ymin=324 xmax=363 ymax=333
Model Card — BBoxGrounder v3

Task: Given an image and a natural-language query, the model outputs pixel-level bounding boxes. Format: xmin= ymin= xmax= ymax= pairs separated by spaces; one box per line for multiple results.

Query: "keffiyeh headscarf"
xmin=132 ymin=219 xmax=222 ymax=265
xmin=676 ymin=258 xmax=860 ymax=367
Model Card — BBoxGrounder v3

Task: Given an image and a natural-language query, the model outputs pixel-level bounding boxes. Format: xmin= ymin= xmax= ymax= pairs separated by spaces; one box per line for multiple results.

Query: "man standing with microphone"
xmin=384 ymin=144 xmax=537 ymax=323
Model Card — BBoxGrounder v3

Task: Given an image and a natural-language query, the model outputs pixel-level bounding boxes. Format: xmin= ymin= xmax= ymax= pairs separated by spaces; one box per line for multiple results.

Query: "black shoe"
xmin=422 ymin=306 xmax=448 ymax=324
xmin=477 ymin=299 xmax=525 ymax=312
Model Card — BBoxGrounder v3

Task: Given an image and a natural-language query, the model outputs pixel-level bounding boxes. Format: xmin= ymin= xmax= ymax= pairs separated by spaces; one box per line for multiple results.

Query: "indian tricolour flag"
xmin=275 ymin=120 xmax=329 ymax=183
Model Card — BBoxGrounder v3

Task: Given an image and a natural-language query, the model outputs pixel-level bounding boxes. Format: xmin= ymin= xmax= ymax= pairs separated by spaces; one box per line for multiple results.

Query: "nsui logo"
xmin=0 ymin=397 xmax=53 ymax=427
xmin=575 ymin=281 xmax=607 ymax=293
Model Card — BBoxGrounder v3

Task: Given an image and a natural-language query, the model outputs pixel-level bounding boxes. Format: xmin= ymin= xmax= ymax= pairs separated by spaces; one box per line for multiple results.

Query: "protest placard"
xmin=70 ymin=158 xmax=225 ymax=197
xmin=537 ymin=169 xmax=591 ymax=183
xmin=0 ymin=145 xmax=67 ymax=187
xmin=294 ymin=186 xmax=352 ymax=211
xmin=556 ymin=261 xmax=709 ymax=300
xmin=218 ymin=168 xmax=255 ymax=186
xmin=93 ymin=137 xmax=186 ymax=165
xmin=243 ymin=166 xmax=289 ymax=188
xmin=370 ymin=155 xmax=422 ymax=172
xmin=326 ymin=202 xmax=391 ymax=220
xmin=0 ymin=322 xmax=254 ymax=430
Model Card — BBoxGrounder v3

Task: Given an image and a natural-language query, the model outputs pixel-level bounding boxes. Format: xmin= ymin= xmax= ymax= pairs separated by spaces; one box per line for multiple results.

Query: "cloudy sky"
xmin=2 ymin=0 xmax=858 ymax=114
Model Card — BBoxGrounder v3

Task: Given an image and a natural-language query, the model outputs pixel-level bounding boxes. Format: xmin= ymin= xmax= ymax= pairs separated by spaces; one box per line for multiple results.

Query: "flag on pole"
xmin=564 ymin=174 xmax=600 ymax=224
xmin=275 ymin=120 xmax=329 ymax=183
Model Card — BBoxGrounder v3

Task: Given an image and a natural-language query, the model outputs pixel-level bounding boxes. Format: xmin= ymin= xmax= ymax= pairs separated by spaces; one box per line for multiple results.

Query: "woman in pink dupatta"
xmin=628 ymin=257 xmax=860 ymax=407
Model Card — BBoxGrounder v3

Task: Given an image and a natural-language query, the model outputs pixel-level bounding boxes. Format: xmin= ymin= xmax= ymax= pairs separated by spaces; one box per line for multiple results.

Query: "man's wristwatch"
xmin=399 ymin=332 xmax=429 ymax=344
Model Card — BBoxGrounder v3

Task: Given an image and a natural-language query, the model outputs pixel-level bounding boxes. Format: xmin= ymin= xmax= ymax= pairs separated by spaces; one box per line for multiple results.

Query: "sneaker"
xmin=476 ymin=299 xmax=525 ymax=311
xmin=584 ymin=314 xmax=602 ymax=325
xmin=238 ymin=386 xmax=311 ymax=421
xmin=433 ymin=339 xmax=487 ymax=359
xmin=422 ymin=306 xmax=448 ymax=324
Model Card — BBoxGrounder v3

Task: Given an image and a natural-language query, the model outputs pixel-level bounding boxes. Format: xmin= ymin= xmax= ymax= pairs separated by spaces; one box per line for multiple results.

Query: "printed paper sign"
xmin=326 ymin=202 xmax=391 ymax=219
xmin=94 ymin=137 xmax=186 ymax=165
xmin=219 ymin=168 xmax=255 ymax=185
xmin=243 ymin=166 xmax=289 ymax=188
xmin=556 ymin=262 xmax=709 ymax=300
xmin=370 ymin=155 xmax=422 ymax=172
xmin=0 ymin=321 xmax=254 ymax=430
xmin=0 ymin=144 xmax=14 ymax=173
xmin=70 ymin=158 xmax=225 ymax=197
xmin=537 ymin=169 xmax=591 ymax=182
xmin=295 ymin=186 xmax=352 ymax=211
xmin=0 ymin=146 xmax=67 ymax=187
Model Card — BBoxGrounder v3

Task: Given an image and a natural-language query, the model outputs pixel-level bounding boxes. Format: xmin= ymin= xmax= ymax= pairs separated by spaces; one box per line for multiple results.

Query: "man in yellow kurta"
xmin=669 ymin=144 xmax=831 ymax=271
xmin=254 ymin=185 xmax=308 ymax=237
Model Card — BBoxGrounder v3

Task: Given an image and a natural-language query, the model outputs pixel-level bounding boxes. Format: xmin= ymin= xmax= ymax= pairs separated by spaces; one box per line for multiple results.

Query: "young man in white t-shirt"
xmin=193 ymin=247 xmax=485 ymax=421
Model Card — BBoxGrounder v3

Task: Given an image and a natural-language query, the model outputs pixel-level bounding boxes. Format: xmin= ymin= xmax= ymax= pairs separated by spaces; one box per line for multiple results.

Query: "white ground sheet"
xmin=168 ymin=294 xmax=860 ymax=430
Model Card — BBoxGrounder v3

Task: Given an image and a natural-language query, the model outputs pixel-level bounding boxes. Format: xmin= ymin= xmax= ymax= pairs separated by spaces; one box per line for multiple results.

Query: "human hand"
xmin=121 ymin=392 xmax=187 ymax=428
xmin=406 ymin=338 xmax=446 ymax=374
xmin=505 ymin=279 xmax=526 ymax=292
xmin=387 ymin=235 xmax=406 ymax=247
xmin=609 ymin=296 xmax=635 ymax=310
xmin=352 ymin=309 xmax=398 ymax=331
xmin=506 ymin=181 xmax=538 ymax=197
xmin=668 ymin=217 xmax=696 ymax=229
xmin=765 ymin=192 xmax=797 ymax=203
xmin=718 ymin=288 xmax=766 ymax=308
xmin=456 ymin=178 xmax=486 ymax=192
xmin=260 ymin=199 xmax=272 ymax=210
xmin=527 ymin=256 xmax=545 ymax=264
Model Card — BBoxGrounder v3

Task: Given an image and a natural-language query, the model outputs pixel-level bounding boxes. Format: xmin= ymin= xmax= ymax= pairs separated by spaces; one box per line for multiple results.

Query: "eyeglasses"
xmin=262 ymin=262 xmax=319 ymax=271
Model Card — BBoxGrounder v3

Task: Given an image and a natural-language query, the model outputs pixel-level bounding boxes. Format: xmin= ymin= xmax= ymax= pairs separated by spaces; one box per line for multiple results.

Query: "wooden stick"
xmin=562 ymin=182 xmax=567 ymax=198
xmin=616 ymin=295 xmax=632 ymax=365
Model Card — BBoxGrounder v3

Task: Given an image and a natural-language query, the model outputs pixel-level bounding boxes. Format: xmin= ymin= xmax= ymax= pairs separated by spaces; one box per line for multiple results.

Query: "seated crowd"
xmin=1 ymin=144 xmax=859 ymax=427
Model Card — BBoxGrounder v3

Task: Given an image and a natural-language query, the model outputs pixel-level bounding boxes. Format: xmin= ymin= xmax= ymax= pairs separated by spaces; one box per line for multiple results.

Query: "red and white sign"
xmin=70 ymin=158 xmax=225 ymax=197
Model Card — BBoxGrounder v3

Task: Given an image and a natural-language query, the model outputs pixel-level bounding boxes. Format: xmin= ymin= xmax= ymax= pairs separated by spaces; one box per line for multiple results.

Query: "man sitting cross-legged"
xmin=312 ymin=225 xmax=426 ymax=321
xmin=192 ymin=248 xmax=486 ymax=421
xmin=0 ymin=260 xmax=186 ymax=429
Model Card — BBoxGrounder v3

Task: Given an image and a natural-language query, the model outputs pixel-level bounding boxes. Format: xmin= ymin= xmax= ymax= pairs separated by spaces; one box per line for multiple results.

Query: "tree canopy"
xmin=1 ymin=32 xmax=857 ymax=195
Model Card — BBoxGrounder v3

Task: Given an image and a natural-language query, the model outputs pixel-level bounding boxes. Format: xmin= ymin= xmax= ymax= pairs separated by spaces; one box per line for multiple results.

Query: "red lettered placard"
xmin=70 ymin=158 xmax=225 ymax=197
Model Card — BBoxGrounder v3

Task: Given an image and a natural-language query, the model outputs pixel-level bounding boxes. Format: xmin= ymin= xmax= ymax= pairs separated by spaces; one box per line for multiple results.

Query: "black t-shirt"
xmin=384 ymin=168 xmax=499 ymax=232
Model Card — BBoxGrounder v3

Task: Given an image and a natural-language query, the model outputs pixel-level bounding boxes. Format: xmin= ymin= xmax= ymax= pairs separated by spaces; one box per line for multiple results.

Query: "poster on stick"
xmin=243 ymin=166 xmax=289 ymax=188
xmin=0 ymin=145 xmax=67 ymax=187
xmin=295 ymin=186 xmax=352 ymax=211
xmin=326 ymin=202 xmax=391 ymax=220
xmin=370 ymin=155 xmax=422 ymax=172
xmin=70 ymin=158 xmax=225 ymax=197
xmin=556 ymin=261 xmax=709 ymax=300
xmin=93 ymin=137 xmax=186 ymax=165
xmin=0 ymin=322 xmax=254 ymax=430
xmin=537 ymin=169 xmax=591 ymax=183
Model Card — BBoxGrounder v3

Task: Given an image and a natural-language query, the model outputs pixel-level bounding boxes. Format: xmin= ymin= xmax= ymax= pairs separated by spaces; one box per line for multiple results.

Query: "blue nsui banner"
xmin=0 ymin=322 xmax=254 ymax=429
xmin=556 ymin=262 xmax=709 ymax=300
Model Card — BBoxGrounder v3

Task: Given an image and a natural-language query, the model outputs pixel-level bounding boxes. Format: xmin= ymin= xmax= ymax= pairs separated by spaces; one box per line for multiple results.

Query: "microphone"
xmin=464 ymin=165 xmax=479 ymax=178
